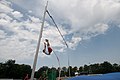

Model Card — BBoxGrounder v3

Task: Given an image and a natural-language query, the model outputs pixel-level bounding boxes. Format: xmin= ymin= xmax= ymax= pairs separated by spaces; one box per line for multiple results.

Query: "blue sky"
xmin=69 ymin=26 xmax=120 ymax=66
xmin=0 ymin=0 xmax=120 ymax=70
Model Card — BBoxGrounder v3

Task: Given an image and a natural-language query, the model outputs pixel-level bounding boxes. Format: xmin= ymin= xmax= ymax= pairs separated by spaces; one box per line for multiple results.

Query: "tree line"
xmin=0 ymin=60 xmax=120 ymax=79
xmin=0 ymin=60 xmax=31 ymax=79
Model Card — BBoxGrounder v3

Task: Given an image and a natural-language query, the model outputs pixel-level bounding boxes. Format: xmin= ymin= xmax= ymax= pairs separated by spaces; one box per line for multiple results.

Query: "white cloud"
xmin=28 ymin=10 xmax=32 ymax=13
xmin=29 ymin=16 xmax=41 ymax=23
xmin=0 ymin=18 xmax=10 ymax=25
xmin=0 ymin=30 xmax=6 ymax=39
xmin=46 ymin=0 xmax=120 ymax=44
xmin=11 ymin=11 xmax=23 ymax=18
xmin=93 ymin=23 xmax=109 ymax=34
xmin=0 ymin=13 xmax=13 ymax=21
xmin=68 ymin=37 xmax=82 ymax=49
xmin=0 ymin=0 xmax=13 ymax=13
xmin=12 ymin=0 xmax=119 ymax=45
xmin=9 ymin=0 xmax=120 ymax=29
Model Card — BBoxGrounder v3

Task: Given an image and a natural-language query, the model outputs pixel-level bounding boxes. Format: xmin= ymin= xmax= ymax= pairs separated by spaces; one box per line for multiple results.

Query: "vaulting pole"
xmin=46 ymin=10 xmax=69 ymax=79
xmin=30 ymin=1 xmax=48 ymax=80
xmin=53 ymin=51 xmax=61 ymax=80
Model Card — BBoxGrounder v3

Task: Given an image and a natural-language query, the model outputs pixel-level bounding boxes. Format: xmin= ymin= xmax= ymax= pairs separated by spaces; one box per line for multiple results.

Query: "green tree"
xmin=66 ymin=66 xmax=75 ymax=76
xmin=3 ymin=59 xmax=16 ymax=78
xmin=113 ymin=63 xmax=120 ymax=72
xmin=62 ymin=67 xmax=67 ymax=76
xmin=35 ymin=66 xmax=49 ymax=79
xmin=79 ymin=66 xmax=83 ymax=73
xmin=99 ymin=61 xmax=113 ymax=74
xmin=20 ymin=64 xmax=31 ymax=79
xmin=0 ymin=60 xmax=31 ymax=79
xmin=72 ymin=66 xmax=78 ymax=76
xmin=90 ymin=63 xmax=100 ymax=74
xmin=84 ymin=65 xmax=89 ymax=73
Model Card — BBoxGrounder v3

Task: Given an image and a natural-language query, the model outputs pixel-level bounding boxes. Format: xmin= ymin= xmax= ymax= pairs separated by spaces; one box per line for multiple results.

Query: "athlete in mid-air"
xmin=43 ymin=39 xmax=52 ymax=55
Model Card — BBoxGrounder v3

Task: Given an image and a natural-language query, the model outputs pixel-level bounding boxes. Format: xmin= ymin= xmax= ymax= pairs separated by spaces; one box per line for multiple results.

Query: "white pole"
xmin=30 ymin=1 xmax=48 ymax=80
